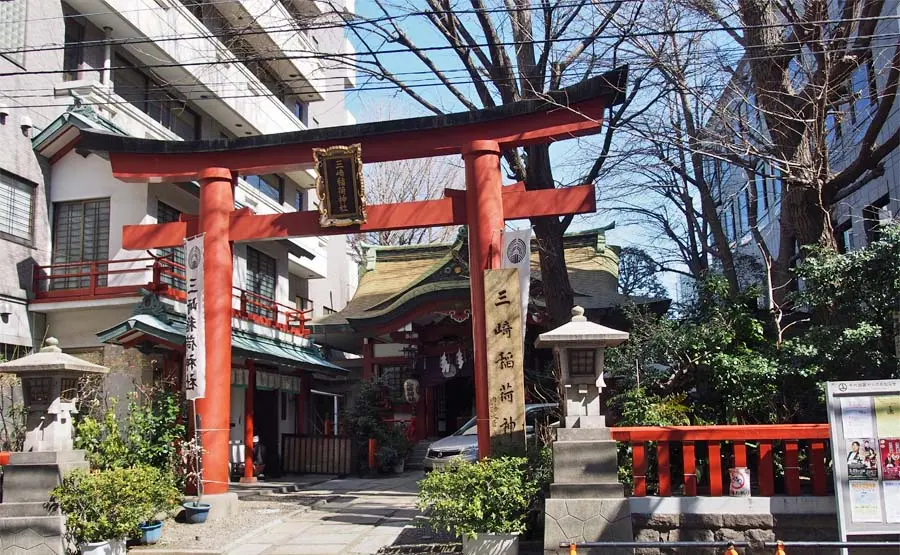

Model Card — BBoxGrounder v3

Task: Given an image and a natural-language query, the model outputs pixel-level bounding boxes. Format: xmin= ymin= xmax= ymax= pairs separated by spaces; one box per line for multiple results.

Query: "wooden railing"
xmin=383 ymin=417 xmax=417 ymax=443
xmin=610 ymin=424 xmax=831 ymax=497
xmin=32 ymin=257 xmax=311 ymax=336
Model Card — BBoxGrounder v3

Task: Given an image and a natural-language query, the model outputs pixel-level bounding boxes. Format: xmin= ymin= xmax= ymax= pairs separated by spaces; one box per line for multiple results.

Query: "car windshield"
xmin=454 ymin=417 xmax=477 ymax=436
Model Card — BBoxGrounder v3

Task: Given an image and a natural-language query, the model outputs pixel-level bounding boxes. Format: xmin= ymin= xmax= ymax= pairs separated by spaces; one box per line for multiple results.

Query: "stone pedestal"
xmin=0 ymin=450 xmax=88 ymax=555
xmin=544 ymin=428 xmax=633 ymax=555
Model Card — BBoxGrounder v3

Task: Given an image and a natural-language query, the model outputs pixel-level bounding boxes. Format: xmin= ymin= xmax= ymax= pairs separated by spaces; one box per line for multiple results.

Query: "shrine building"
xmin=310 ymin=227 xmax=668 ymax=443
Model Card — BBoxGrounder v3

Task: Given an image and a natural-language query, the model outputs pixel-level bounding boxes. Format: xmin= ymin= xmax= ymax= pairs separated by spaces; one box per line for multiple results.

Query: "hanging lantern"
xmin=403 ymin=378 xmax=420 ymax=403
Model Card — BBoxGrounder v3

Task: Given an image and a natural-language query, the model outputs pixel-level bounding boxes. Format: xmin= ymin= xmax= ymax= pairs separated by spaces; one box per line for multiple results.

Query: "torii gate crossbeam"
xmin=78 ymin=67 xmax=628 ymax=495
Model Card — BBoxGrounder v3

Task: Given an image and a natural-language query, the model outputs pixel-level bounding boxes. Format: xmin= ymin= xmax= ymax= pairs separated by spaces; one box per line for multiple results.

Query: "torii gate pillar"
xmin=463 ymin=140 xmax=504 ymax=459
xmin=196 ymin=167 xmax=234 ymax=495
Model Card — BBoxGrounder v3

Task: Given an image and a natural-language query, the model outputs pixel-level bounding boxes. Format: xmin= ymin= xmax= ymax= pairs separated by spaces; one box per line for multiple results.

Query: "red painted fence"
xmin=610 ymin=424 xmax=831 ymax=497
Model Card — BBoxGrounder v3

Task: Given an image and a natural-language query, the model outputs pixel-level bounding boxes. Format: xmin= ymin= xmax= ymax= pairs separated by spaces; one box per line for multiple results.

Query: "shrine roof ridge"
xmin=76 ymin=67 xmax=627 ymax=155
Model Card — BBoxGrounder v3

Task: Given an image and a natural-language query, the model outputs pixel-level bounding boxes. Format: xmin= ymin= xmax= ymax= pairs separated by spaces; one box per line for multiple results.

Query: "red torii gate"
xmin=78 ymin=68 xmax=627 ymax=494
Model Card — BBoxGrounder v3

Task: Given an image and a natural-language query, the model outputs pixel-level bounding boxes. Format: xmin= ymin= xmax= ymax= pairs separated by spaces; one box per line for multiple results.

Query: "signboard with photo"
xmin=826 ymin=380 xmax=900 ymax=538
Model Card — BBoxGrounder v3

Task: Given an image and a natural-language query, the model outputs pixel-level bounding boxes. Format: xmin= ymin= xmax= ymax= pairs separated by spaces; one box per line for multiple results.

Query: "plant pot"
xmin=139 ymin=521 xmax=164 ymax=545
xmin=80 ymin=539 xmax=126 ymax=555
xmin=393 ymin=460 xmax=405 ymax=473
xmin=182 ymin=502 xmax=211 ymax=524
xmin=462 ymin=533 xmax=519 ymax=555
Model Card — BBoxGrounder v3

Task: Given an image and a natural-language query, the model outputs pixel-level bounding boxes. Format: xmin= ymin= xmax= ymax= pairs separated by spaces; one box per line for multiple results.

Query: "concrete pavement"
xmin=225 ymin=472 xmax=423 ymax=555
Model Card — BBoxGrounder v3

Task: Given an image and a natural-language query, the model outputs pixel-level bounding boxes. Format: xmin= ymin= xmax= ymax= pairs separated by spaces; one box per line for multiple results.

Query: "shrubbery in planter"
xmin=47 ymin=465 xmax=179 ymax=547
xmin=417 ymin=457 xmax=539 ymax=539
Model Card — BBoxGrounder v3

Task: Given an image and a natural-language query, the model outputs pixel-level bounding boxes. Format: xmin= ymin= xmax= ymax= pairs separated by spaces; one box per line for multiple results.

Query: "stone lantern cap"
xmin=535 ymin=306 xmax=629 ymax=348
xmin=0 ymin=337 xmax=109 ymax=375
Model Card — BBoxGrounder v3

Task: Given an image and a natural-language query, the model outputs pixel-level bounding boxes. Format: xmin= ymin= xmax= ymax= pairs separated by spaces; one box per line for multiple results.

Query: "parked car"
xmin=423 ymin=403 xmax=559 ymax=471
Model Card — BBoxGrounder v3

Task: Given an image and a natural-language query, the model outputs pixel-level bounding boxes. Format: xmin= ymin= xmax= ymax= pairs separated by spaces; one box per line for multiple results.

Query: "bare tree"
xmin=349 ymin=155 xmax=462 ymax=260
xmin=618 ymin=247 xmax=668 ymax=298
xmin=336 ymin=1 xmax=649 ymax=325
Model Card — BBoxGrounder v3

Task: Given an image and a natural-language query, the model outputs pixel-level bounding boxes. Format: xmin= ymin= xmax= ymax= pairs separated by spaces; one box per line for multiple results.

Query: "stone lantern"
xmin=535 ymin=306 xmax=628 ymax=429
xmin=0 ymin=337 xmax=108 ymax=452
xmin=0 ymin=337 xmax=108 ymax=555
xmin=535 ymin=307 xmax=632 ymax=554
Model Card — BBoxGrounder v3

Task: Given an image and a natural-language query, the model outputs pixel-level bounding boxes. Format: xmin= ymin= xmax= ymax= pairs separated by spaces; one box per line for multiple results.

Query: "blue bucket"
xmin=182 ymin=502 xmax=211 ymax=524
xmin=139 ymin=521 xmax=163 ymax=544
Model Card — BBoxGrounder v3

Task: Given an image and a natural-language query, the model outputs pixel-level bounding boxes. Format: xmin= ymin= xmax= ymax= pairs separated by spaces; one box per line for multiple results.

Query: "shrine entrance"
xmin=77 ymin=67 xmax=627 ymax=494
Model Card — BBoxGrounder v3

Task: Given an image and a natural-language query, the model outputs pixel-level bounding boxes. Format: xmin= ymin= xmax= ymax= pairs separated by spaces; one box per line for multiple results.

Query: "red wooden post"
xmin=758 ymin=440 xmax=775 ymax=496
xmin=152 ymin=259 xmax=161 ymax=289
xmin=368 ymin=438 xmax=377 ymax=470
xmin=708 ymin=441 xmax=723 ymax=496
xmin=811 ymin=440 xmax=827 ymax=496
xmin=733 ymin=441 xmax=747 ymax=467
xmin=195 ymin=167 xmax=234 ymax=495
xmin=633 ymin=442 xmax=647 ymax=497
xmin=89 ymin=262 xmax=98 ymax=295
xmin=361 ymin=339 xmax=374 ymax=380
xmin=785 ymin=440 xmax=801 ymax=496
xmin=657 ymin=441 xmax=671 ymax=496
xmin=241 ymin=359 xmax=256 ymax=483
xmin=462 ymin=139 xmax=503 ymax=460
xmin=683 ymin=441 xmax=697 ymax=496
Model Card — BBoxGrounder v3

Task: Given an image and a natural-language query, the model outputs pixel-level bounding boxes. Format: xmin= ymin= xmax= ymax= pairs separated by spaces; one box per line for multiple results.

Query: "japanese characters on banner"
xmin=484 ymin=269 xmax=526 ymax=457
xmin=184 ymin=234 xmax=206 ymax=400
xmin=501 ymin=228 xmax=531 ymax=337
xmin=826 ymin=380 xmax=900 ymax=539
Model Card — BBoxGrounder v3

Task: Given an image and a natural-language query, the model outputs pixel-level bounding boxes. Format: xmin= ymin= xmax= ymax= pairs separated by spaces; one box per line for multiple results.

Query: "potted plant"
xmin=138 ymin=470 xmax=180 ymax=544
xmin=377 ymin=427 xmax=411 ymax=473
xmin=48 ymin=466 xmax=165 ymax=555
xmin=418 ymin=457 xmax=539 ymax=555
xmin=179 ymin=436 xmax=211 ymax=523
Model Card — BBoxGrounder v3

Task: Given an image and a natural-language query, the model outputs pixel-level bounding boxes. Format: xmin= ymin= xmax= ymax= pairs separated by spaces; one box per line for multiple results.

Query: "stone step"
xmin=0 ymin=502 xmax=57 ymax=518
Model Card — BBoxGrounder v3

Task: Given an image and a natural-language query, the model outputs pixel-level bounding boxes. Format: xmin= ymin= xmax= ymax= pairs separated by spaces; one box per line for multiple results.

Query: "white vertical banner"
xmin=184 ymin=234 xmax=206 ymax=400
xmin=501 ymin=228 xmax=532 ymax=337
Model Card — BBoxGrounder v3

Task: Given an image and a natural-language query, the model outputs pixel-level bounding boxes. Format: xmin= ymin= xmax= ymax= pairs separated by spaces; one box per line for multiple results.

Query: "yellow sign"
xmin=484 ymin=269 xmax=526 ymax=457
xmin=313 ymin=144 xmax=367 ymax=227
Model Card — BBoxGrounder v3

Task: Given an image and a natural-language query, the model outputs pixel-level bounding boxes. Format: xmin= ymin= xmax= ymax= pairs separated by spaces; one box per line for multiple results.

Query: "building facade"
xmin=0 ymin=0 xmax=358 ymax=467
xmin=707 ymin=0 xmax=899 ymax=263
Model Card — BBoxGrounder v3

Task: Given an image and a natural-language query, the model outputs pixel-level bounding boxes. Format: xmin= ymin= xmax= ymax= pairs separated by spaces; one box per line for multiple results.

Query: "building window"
xmin=835 ymin=220 xmax=854 ymax=254
xmin=0 ymin=171 xmax=35 ymax=245
xmin=294 ymin=189 xmax=306 ymax=211
xmin=245 ymin=175 xmax=284 ymax=204
xmin=157 ymin=202 xmax=185 ymax=289
xmin=0 ymin=0 xmax=27 ymax=67
xmin=113 ymin=55 xmax=201 ymax=140
xmin=246 ymin=247 xmax=277 ymax=319
xmin=737 ymin=189 xmax=750 ymax=234
xmin=51 ymin=199 xmax=110 ymax=289
xmin=296 ymin=296 xmax=313 ymax=312
xmin=723 ymin=205 xmax=735 ymax=242
xmin=863 ymin=195 xmax=892 ymax=244
xmin=63 ymin=15 xmax=85 ymax=81
xmin=291 ymin=99 xmax=308 ymax=126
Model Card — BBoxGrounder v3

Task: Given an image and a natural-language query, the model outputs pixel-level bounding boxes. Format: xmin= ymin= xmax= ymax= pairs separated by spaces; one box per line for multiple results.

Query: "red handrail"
xmin=610 ymin=424 xmax=831 ymax=498
xmin=31 ymin=257 xmax=310 ymax=336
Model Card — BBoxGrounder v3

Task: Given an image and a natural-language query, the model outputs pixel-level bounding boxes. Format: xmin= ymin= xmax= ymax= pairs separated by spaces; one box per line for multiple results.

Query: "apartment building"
xmin=0 ymin=1 xmax=359 ymax=462
xmin=707 ymin=0 xmax=900 ymax=262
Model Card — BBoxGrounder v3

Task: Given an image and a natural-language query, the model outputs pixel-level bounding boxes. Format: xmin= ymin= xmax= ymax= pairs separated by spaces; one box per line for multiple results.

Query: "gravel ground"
xmin=132 ymin=497 xmax=320 ymax=552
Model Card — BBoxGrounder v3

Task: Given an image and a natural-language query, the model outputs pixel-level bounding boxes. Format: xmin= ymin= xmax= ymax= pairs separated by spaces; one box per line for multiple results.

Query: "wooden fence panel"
xmin=282 ymin=434 xmax=352 ymax=475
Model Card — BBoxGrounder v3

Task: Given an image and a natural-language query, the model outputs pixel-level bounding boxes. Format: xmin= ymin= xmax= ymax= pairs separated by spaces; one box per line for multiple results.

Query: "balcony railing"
xmin=31 ymin=257 xmax=311 ymax=336
xmin=610 ymin=424 xmax=832 ymax=497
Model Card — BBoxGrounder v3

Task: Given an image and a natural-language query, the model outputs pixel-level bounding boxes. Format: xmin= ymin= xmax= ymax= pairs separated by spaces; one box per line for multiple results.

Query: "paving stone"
xmin=227 ymin=543 xmax=271 ymax=555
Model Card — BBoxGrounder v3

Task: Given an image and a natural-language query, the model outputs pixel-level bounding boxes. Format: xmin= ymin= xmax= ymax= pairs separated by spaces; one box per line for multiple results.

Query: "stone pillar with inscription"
xmin=535 ymin=307 xmax=632 ymax=555
xmin=484 ymin=269 xmax=527 ymax=457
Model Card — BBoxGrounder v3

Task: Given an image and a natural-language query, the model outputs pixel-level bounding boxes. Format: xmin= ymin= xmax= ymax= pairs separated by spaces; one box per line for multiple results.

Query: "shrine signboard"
xmin=484 ymin=269 xmax=526 ymax=456
xmin=313 ymin=144 xmax=367 ymax=227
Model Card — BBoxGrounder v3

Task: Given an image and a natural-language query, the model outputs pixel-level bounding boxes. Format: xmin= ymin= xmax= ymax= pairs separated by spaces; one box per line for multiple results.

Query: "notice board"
xmin=826 ymin=379 xmax=900 ymax=539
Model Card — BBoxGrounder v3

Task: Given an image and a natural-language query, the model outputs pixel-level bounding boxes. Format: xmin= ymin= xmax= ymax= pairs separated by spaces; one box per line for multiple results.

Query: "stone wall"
xmin=627 ymin=497 xmax=897 ymax=555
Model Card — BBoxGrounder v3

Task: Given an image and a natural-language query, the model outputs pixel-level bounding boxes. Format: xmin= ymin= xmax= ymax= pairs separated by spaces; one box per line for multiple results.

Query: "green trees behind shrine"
xmin=607 ymin=223 xmax=900 ymax=425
